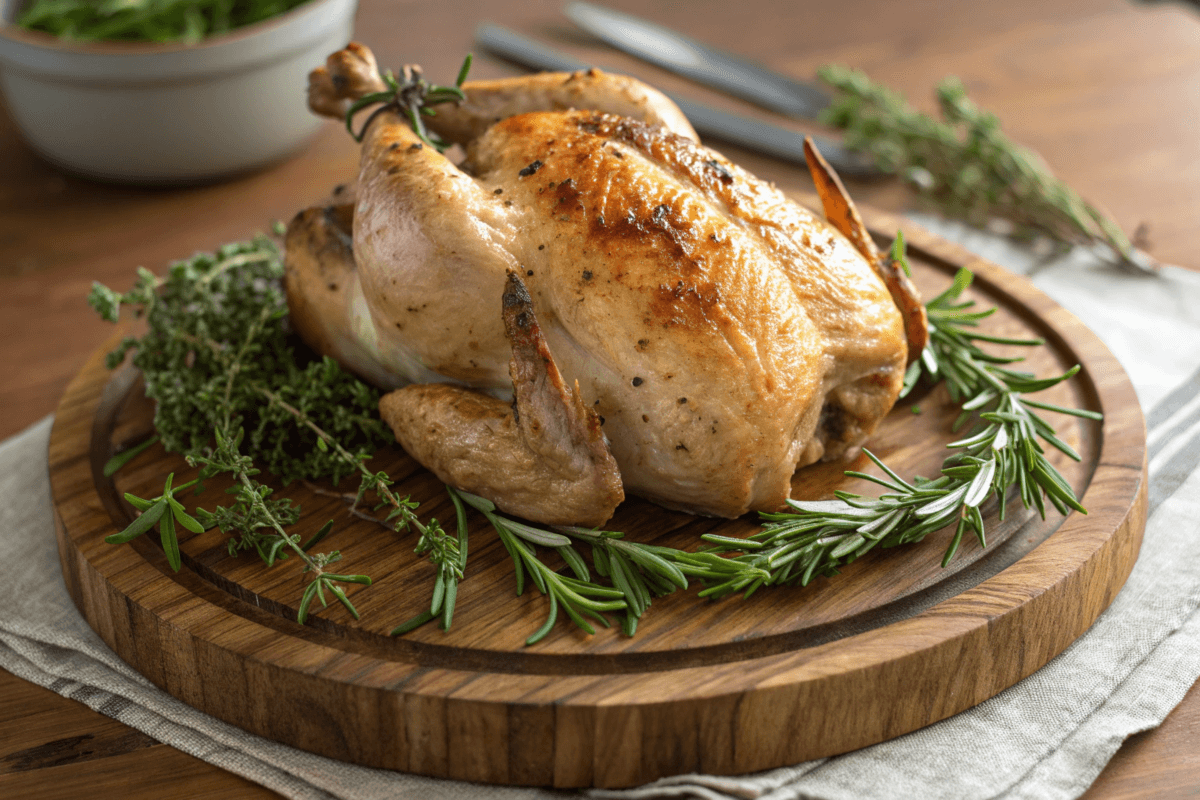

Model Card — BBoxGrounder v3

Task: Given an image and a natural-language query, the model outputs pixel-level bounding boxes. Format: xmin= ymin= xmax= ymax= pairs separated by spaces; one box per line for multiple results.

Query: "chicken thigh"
xmin=289 ymin=43 xmax=920 ymax=525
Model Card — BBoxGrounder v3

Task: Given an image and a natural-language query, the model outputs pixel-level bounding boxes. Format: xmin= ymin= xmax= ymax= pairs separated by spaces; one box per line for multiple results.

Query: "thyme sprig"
xmin=345 ymin=55 xmax=473 ymax=147
xmin=819 ymin=65 xmax=1155 ymax=273
xmin=389 ymin=489 xmax=468 ymax=636
xmin=192 ymin=423 xmax=371 ymax=625
xmin=90 ymin=235 xmax=445 ymax=624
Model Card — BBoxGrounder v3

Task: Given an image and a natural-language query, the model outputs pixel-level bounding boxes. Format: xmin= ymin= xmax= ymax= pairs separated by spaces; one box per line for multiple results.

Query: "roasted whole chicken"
xmin=286 ymin=43 xmax=927 ymax=527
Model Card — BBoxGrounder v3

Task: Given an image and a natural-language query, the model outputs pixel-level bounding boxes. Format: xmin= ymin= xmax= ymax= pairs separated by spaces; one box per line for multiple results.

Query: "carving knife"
xmin=564 ymin=1 xmax=832 ymax=121
xmin=474 ymin=23 xmax=877 ymax=178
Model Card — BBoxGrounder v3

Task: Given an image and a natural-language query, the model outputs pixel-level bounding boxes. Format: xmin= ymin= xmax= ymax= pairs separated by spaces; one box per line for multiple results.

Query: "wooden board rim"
xmin=49 ymin=209 xmax=1148 ymax=787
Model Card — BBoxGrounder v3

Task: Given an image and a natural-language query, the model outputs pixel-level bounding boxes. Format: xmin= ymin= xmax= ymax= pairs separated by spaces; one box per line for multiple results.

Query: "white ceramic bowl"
xmin=0 ymin=0 xmax=356 ymax=183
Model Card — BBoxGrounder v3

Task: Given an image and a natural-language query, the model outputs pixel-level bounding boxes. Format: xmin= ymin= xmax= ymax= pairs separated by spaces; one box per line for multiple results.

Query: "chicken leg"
xmin=380 ymin=271 xmax=624 ymax=527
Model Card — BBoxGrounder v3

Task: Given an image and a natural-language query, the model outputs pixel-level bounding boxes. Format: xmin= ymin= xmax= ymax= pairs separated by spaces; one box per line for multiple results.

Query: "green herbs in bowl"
xmin=17 ymin=0 xmax=314 ymax=44
xmin=0 ymin=0 xmax=356 ymax=183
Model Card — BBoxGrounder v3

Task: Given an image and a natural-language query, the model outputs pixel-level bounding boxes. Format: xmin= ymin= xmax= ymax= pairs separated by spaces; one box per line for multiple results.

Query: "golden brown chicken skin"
xmin=289 ymin=44 xmax=912 ymax=523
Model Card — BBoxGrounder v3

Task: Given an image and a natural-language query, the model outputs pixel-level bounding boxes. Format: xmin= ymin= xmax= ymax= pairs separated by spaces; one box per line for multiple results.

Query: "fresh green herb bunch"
xmin=90 ymin=236 xmax=389 ymax=485
xmin=818 ymin=65 xmax=1153 ymax=273
xmin=89 ymin=235 xmax=400 ymax=623
xmin=18 ymin=0 xmax=312 ymax=43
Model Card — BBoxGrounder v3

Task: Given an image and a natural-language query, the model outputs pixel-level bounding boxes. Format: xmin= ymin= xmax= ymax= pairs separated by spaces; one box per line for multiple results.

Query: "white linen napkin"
xmin=2 ymin=216 xmax=1199 ymax=800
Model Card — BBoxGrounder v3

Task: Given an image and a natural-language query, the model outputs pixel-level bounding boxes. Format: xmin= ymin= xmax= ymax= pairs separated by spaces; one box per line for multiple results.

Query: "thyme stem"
xmin=819 ymin=65 xmax=1156 ymax=274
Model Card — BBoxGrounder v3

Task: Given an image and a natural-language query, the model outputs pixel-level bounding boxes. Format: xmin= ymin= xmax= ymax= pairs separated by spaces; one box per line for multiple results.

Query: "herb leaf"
xmin=18 ymin=0 xmax=313 ymax=44
xmin=104 ymin=434 xmax=160 ymax=477
xmin=819 ymin=65 xmax=1155 ymax=273
xmin=105 ymin=499 xmax=167 ymax=545
xmin=90 ymin=234 xmax=440 ymax=624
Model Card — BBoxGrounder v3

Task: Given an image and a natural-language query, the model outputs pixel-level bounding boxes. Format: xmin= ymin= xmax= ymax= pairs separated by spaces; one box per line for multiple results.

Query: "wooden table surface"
xmin=2 ymin=0 xmax=1199 ymax=797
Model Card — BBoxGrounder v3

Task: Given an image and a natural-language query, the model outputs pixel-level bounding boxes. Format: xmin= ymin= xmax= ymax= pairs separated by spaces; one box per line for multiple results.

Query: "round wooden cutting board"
xmin=48 ymin=207 xmax=1147 ymax=789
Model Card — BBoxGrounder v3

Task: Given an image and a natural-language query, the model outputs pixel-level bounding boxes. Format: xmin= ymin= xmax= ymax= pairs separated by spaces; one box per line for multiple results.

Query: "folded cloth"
xmin=2 ymin=217 xmax=1199 ymax=800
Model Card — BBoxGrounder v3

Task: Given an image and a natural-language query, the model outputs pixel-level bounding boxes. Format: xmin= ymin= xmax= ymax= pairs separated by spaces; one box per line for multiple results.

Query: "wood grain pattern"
xmin=0 ymin=671 xmax=277 ymax=798
xmin=47 ymin=209 xmax=1147 ymax=788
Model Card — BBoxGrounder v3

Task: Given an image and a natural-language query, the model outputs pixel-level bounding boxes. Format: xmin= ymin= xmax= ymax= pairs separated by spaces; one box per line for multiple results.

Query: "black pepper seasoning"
xmin=518 ymin=160 xmax=543 ymax=177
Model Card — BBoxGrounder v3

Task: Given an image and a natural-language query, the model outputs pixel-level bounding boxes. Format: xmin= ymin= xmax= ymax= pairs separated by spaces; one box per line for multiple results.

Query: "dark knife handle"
xmin=565 ymin=2 xmax=831 ymax=121
xmin=477 ymin=23 xmax=592 ymax=72
xmin=670 ymin=97 xmax=875 ymax=179
xmin=474 ymin=24 xmax=878 ymax=178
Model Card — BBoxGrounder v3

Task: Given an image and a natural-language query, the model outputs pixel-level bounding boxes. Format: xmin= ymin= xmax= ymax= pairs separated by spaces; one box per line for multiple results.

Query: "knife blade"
xmin=564 ymin=1 xmax=831 ymax=121
xmin=474 ymin=23 xmax=878 ymax=178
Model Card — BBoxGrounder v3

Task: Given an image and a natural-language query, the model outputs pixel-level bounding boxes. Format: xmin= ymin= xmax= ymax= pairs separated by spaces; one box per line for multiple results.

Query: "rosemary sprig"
xmin=455 ymin=491 xmax=628 ymax=645
xmin=818 ymin=64 xmax=1155 ymax=273
xmin=345 ymin=54 xmax=473 ymax=147
xmin=423 ymin=492 xmax=763 ymax=644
